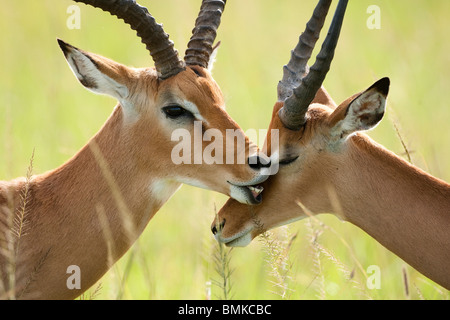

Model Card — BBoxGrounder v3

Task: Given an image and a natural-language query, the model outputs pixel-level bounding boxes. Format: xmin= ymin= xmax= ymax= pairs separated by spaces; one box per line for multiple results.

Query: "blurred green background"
xmin=1 ymin=0 xmax=449 ymax=299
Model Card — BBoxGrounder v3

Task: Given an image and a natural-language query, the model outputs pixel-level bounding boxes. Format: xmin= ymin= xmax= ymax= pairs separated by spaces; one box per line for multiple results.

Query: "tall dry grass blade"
xmin=416 ymin=277 xmax=449 ymax=300
xmin=1 ymin=149 xmax=35 ymax=299
xmin=95 ymin=203 xmax=121 ymax=299
xmin=202 ymin=205 xmax=218 ymax=300
xmin=296 ymin=201 xmax=367 ymax=278
xmin=402 ymin=266 xmax=410 ymax=299
xmin=388 ymin=106 xmax=414 ymax=164
xmin=13 ymin=148 xmax=34 ymax=256
xmin=78 ymin=282 xmax=103 ymax=300
xmin=306 ymin=218 xmax=326 ymax=300
xmin=16 ymin=247 xmax=51 ymax=299
xmin=212 ymin=241 xmax=234 ymax=300
xmin=211 ymin=206 xmax=234 ymax=300
xmin=88 ymin=140 xmax=136 ymax=246
xmin=96 ymin=203 xmax=153 ymax=300
xmin=95 ymin=204 xmax=116 ymax=274
xmin=258 ymin=226 xmax=296 ymax=299
xmin=134 ymin=243 xmax=154 ymax=299
xmin=252 ymin=208 xmax=295 ymax=298
xmin=115 ymin=239 xmax=153 ymax=300
xmin=116 ymin=247 xmax=136 ymax=300
xmin=392 ymin=122 xmax=413 ymax=164
xmin=315 ymin=242 xmax=371 ymax=299
xmin=90 ymin=140 xmax=155 ymax=299
xmin=297 ymin=200 xmax=376 ymax=299
xmin=413 ymin=282 xmax=425 ymax=300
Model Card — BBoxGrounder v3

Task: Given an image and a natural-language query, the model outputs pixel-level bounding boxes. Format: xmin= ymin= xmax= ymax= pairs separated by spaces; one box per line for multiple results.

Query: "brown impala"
xmin=213 ymin=0 xmax=450 ymax=290
xmin=0 ymin=0 xmax=270 ymax=299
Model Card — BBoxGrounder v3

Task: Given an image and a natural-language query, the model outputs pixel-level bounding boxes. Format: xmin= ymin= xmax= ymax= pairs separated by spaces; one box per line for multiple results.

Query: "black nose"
xmin=212 ymin=219 xmax=226 ymax=235
xmin=248 ymin=155 xmax=271 ymax=170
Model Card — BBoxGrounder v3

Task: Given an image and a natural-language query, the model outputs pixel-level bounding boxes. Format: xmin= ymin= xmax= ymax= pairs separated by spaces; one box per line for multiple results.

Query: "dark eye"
xmin=162 ymin=105 xmax=190 ymax=119
xmin=279 ymin=156 xmax=299 ymax=166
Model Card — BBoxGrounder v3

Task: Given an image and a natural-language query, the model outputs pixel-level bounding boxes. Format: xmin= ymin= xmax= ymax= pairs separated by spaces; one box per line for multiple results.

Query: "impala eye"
xmin=162 ymin=105 xmax=191 ymax=119
xmin=279 ymin=156 xmax=299 ymax=166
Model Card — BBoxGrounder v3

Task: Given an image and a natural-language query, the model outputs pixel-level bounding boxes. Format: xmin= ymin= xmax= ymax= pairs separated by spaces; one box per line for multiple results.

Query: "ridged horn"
xmin=279 ymin=0 xmax=348 ymax=130
xmin=184 ymin=0 xmax=227 ymax=68
xmin=277 ymin=0 xmax=332 ymax=102
xmin=73 ymin=0 xmax=185 ymax=79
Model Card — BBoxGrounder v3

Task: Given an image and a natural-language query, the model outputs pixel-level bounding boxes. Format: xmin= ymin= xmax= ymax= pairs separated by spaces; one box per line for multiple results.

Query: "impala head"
xmin=61 ymin=0 xmax=269 ymax=204
xmin=212 ymin=0 xmax=390 ymax=246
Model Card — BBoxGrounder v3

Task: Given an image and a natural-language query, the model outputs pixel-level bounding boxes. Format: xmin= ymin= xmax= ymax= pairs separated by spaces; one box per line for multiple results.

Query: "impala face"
xmin=59 ymin=40 xmax=269 ymax=205
xmin=49 ymin=0 xmax=273 ymax=207
xmin=211 ymin=0 xmax=388 ymax=246
xmin=212 ymin=78 xmax=389 ymax=246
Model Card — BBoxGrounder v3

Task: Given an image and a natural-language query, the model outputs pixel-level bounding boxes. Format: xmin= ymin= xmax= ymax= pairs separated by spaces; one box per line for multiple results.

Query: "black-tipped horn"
xmin=279 ymin=0 xmax=348 ymax=130
xmin=184 ymin=0 xmax=227 ymax=69
xmin=73 ymin=0 xmax=185 ymax=79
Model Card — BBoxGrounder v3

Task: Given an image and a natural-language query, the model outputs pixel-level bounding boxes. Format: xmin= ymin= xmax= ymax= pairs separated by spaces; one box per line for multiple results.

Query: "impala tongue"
xmin=248 ymin=185 xmax=264 ymax=200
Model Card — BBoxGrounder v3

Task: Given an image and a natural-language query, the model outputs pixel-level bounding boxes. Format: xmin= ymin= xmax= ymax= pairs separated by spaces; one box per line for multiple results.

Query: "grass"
xmin=212 ymin=236 xmax=234 ymax=300
xmin=258 ymin=227 xmax=297 ymax=299
xmin=1 ymin=0 xmax=450 ymax=299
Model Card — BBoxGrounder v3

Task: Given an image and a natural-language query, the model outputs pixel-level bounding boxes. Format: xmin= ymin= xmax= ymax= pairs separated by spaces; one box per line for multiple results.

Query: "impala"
xmin=0 ymin=0 xmax=269 ymax=299
xmin=212 ymin=0 xmax=450 ymax=290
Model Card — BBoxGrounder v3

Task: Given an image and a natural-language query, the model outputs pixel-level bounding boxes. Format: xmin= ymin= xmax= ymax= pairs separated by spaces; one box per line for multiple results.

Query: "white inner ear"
xmin=207 ymin=42 xmax=220 ymax=73
xmin=348 ymin=90 xmax=385 ymax=130
xmin=331 ymin=90 xmax=386 ymax=140
xmin=66 ymin=49 xmax=128 ymax=100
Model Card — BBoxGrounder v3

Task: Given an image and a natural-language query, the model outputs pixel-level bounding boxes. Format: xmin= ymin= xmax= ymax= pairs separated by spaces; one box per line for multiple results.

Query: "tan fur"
xmin=0 ymin=51 xmax=264 ymax=299
xmin=215 ymin=86 xmax=450 ymax=290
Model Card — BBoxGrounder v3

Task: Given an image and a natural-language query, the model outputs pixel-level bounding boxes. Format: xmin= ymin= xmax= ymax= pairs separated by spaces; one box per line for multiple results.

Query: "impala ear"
xmin=58 ymin=39 xmax=130 ymax=101
xmin=330 ymin=77 xmax=390 ymax=139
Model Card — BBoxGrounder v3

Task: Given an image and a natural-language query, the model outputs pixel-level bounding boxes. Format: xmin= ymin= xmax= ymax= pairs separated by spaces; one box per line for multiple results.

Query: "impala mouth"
xmin=228 ymin=182 xmax=264 ymax=204
xmin=248 ymin=185 xmax=264 ymax=201
xmin=215 ymin=227 xmax=253 ymax=247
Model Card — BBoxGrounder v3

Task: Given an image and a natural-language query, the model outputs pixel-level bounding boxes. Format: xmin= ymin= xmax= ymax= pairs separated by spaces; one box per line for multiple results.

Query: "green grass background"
xmin=1 ymin=0 xmax=449 ymax=299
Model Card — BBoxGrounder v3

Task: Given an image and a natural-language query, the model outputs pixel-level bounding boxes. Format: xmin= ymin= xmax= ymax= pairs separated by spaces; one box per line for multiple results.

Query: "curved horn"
xmin=277 ymin=0 xmax=332 ymax=102
xmin=279 ymin=0 xmax=348 ymax=130
xmin=73 ymin=0 xmax=185 ymax=79
xmin=184 ymin=0 xmax=227 ymax=68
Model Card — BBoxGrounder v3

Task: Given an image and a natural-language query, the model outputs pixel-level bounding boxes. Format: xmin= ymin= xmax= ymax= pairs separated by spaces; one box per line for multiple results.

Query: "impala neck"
xmin=42 ymin=104 xmax=176 ymax=235
xmin=6 ymin=105 xmax=180 ymax=299
xmin=331 ymin=134 xmax=450 ymax=289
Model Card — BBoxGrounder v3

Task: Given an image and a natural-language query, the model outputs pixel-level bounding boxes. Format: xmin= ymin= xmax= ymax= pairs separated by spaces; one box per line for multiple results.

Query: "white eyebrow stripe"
xmin=183 ymin=100 xmax=208 ymax=124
